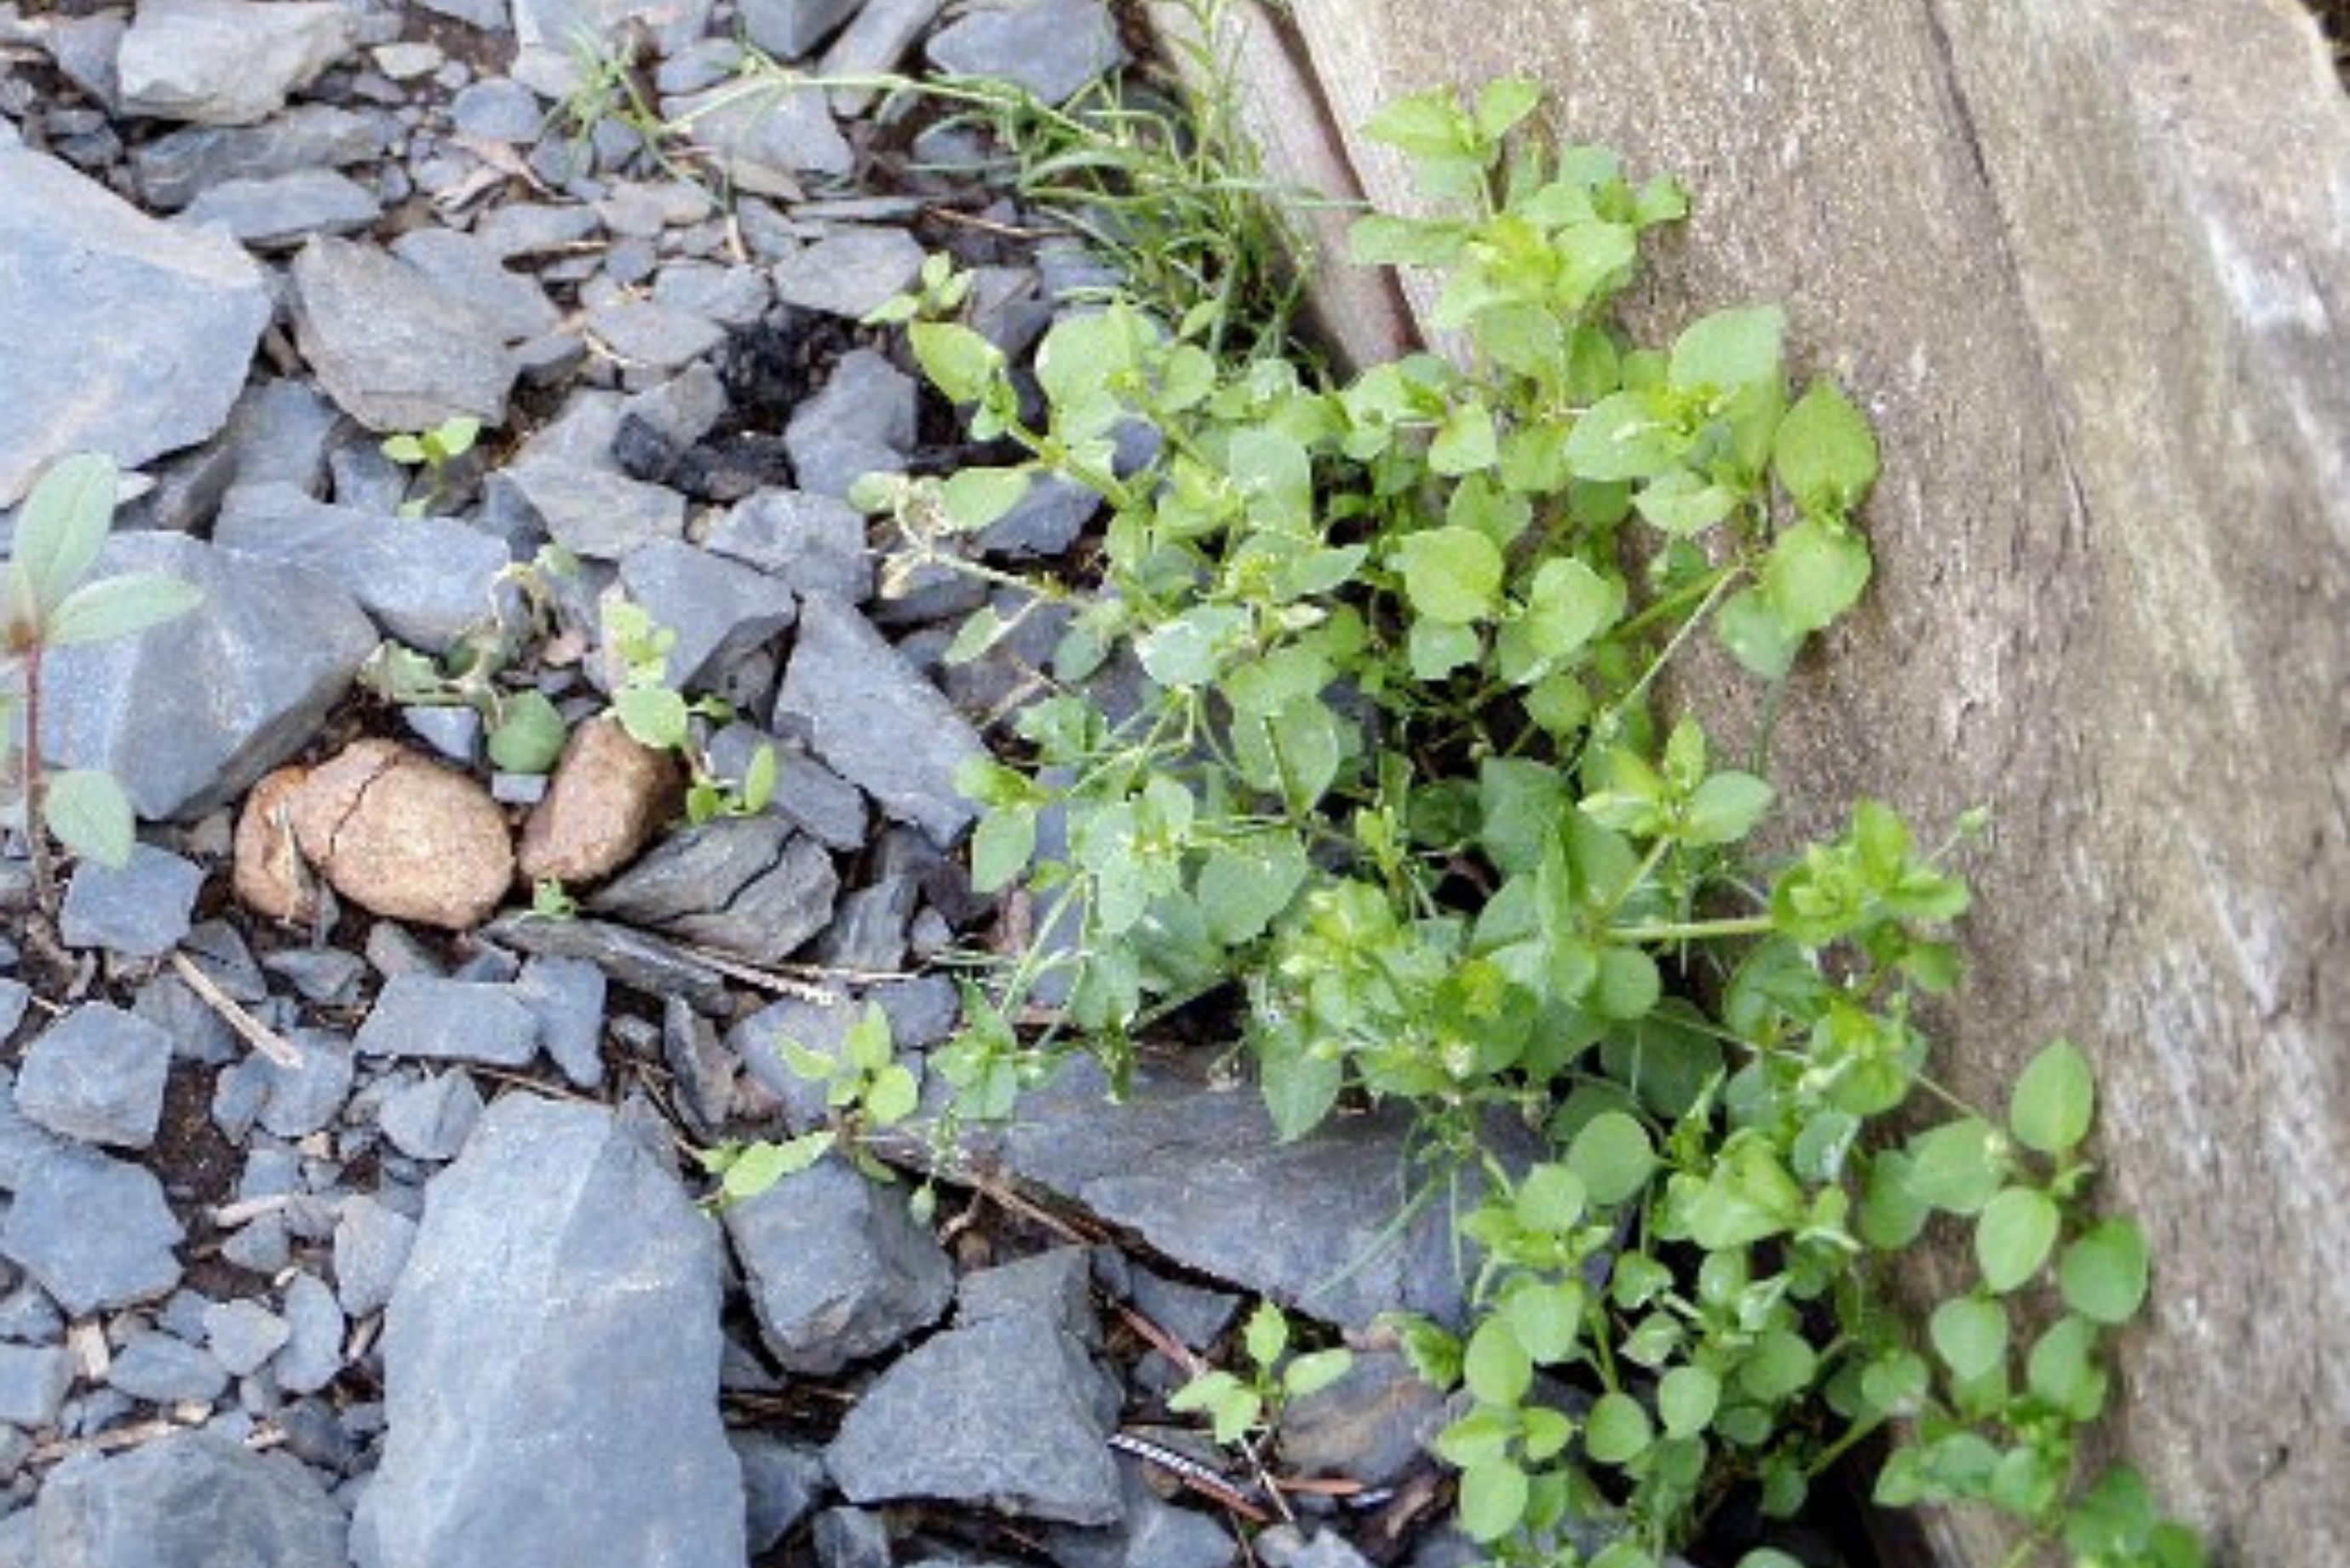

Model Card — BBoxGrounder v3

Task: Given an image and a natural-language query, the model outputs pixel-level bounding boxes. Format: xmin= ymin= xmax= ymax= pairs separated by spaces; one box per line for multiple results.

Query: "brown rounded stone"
xmin=233 ymin=765 xmax=318 ymax=923
xmin=515 ymin=716 xmax=684 ymax=887
xmin=289 ymin=738 xmax=514 ymax=930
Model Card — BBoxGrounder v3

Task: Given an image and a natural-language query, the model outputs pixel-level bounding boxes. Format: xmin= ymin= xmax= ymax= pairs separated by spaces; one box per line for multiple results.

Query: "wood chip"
xmin=169 ymin=949 xmax=303 ymax=1070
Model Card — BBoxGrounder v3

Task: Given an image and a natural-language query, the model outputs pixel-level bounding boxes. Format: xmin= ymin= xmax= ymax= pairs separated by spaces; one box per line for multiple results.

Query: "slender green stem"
xmin=1606 ymin=914 xmax=1776 ymax=944
xmin=23 ymin=645 xmax=54 ymax=919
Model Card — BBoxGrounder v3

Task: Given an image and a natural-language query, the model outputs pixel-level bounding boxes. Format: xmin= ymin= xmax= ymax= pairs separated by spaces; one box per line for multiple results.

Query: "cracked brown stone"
xmin=515 ymin=717 xmax=684 ymax=888
xmin=286 ymin=738 xmax=514 ymax=930
xmin=233 ymin=765 xmax=318 ymax=924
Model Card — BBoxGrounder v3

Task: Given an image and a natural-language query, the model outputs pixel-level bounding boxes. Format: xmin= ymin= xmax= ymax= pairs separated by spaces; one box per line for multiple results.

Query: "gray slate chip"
xmin=215 ymin=483 xmax=508 ymax=652
xmin=276 ymin=1273 xmax=345 ymax=1395
xmin=590 ymin=817 xmax=841 ymax=965
xmin=331 ymin=1196 xmax=417 ymax=1317
xmin=825 ymin=1308 xmax=1123 ymax=1524
xmin=203 ymin=1297 xmax=290 ymax=1378
xmin=0 ymin=1342 xmax=72 ymax=1430
xmin=43 ymin=531 xmax=377 ymax=820
xmin=349 ymin=1095 xmax=744 ymax=1568
xmin=289 ymin=237 xmax=519 ymax=434
xmin=740 ymin=0 xmax=863 ymax=57
xmin=58 ymin=846 xmax=203 ymax=959
xmin=356 ymin=978 xmax=540 ymax=1067
xmin=1046 ymin=1464 xmax=1238 ymax=1568
xmin=132 ymin=103 xmax=389 ymax=211
xmin=378 ymin=1073 xmax=486 ymax=1162
xmin=177 ymin=168 xmax=379 ymax=249
xmin=0 ymin=1147 xmax=185 ymax=1315
xmin=733 ymin=1433 xmax=828 ymax=1554
xmin=390 ymin=227 xmax=563 ymax=342
xmin=0 ymin=146 xmax=269 ymax=507
xmin=927 ymin=0 xmax=1124 ymax=105
xmin=784 ymin=349 xmax=916 ymax=499
xmin=723 ymin=1157 xmax=953 ymax=1375
xmin=664 ymin=79 xmax=851 ymax=195
xmin=480 ymin=915 xmax=734 ymax=1013
xmin=618 ymin=539 xmax=796 ymax=688
xmin=707 ymin=489 xmax=874 ymax=602
xmin=106 ymin=1330 xmax=230 ymax=1405
xmin=14 ymin=1004 xmax=175 ymax=1151
xmin=774 ymin=594 xmax=985 ymax=845
xmin=30 ymin=1430 xmax=345 ymax=1568
xmin=513 ymin=956 xmax=608 ymax=1089
xmin=772 ymin=226 xmax=925 ymax=319
xmin=496 ymin=459 xmax=685 ymax=560
xmin=116 ymin=0 xmax=357 ymax=126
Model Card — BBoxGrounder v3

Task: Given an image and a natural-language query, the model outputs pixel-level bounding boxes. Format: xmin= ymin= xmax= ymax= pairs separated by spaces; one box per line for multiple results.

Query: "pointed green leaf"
xmin=43 ymin=572 xmax=202 ymax=647
xmin=1669 ymin=304 xmax=1785 ymax=393
xmin=1773 ymin=379 xmax=1880 ymax=512
xmin=2010 ymin=1037 xmax=2094 ymax=1155
xmin=43 ymin=768 xmax=136 ymax=867
xmin=1976 ymin=1186 xmax=2061 ymax=1293
xmin=11 ymin=451 xmax=118 ymax=626
xmin=1394 ymin=526 xmax=1504 ymax=624
xmin=2059 ymin=1219 xmax=2150 ymax=1324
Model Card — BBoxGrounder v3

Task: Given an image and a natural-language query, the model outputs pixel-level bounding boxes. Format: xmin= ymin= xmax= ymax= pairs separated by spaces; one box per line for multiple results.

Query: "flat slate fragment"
xmin=825 ymin=1308 xmax=1123 ymax=1525
xmin=356 ymin=977 xmax=540 ymax=1067
xmin=32 ymin=1431 xmax=345 ymax=1568
xmin=774 ymin=594 xmax=985 ymax=846
xmin=0 ymin=1146 xmax=185 ymax=1315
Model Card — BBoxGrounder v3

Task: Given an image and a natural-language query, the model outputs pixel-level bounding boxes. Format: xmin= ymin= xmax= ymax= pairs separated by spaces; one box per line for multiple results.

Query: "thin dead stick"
xmin=169 ymin=950 xmax=302 ymax=1070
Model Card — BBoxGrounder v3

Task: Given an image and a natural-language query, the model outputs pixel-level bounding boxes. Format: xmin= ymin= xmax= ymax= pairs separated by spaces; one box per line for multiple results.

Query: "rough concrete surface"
xmin=1220 ymin=2 xmax=2350 ymax=1562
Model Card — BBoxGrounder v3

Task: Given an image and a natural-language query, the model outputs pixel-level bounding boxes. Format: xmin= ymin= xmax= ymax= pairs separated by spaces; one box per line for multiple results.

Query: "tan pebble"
xmin=290 ymin=738 xmax=515 ymax=930
xmin=233 ymin=766 xmax=318 ymax=923
xmin=516 ymin=716 xmax=684 ymax=887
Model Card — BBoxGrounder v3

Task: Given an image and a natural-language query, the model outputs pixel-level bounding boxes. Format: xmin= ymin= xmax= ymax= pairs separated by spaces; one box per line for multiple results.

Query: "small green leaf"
xmin=382 ymin=434 xmax=427 ymax=464
xmin=11 ymin=451 xmax=118 ymax=626
xmin=2026 ymin=1314 xmax=2107 ymax=1419
xmin=1715 ymin=586 xmax=1803 ymax=679
xmin=1565 ymin=390 xmax=1685 ymax=482
xmin=612 ymin=686 xmax=689 ymax=750
xmin=1457 ymin=1458 xmax=1529 ymax=1542
xmin=1659 ymin=1365 xmax=1721 ymax=1438
xmin=1244 ymin=1301 xmax=1290 ymax=1368
xmin=1904 ymin=1117 xmax=2007 ymax=1215
xmin=1928 ymin=1295 xmax=2010 ymax=1382
xmin=1760 ymin=518 xmax=1871 ymax=634
xmin=43 ymin=768 xmax=137 ymax=867
xmin=908 ymin=321 xmax=1005 ymax=405
xmin=1566 ymin=1111 xmax=1655 ymax=1207
xmin=488 ymin=691 xmax=568 ymax=773
xmin=43 ymin=572 xmax=202 ymax=647
xmin=723 ymin=1132 xmax=833 ymax=1200
xmin=1773 ymin=379 xmax=1880 ymax=512
xmin=2010 ymin=1037 xmax=2095 ymax=1155
xmin=1197 ymin=831 xmax=1310 ymax=946
xmin=1976 ymin=1186 xmax=2062 ymax=1294
xmin=2059 ymin=1219 xmax=2150 ymax=1325
xmin=940 ymin=467 xmax=1032 ymax=531
xmin=1683 ymin=772 xmax=1774 ymax=847
xmin=863 ymin=1063 xmax=919 ymax=1126
xmin=1284 ymin=1347 xmax=1353 ymax=1399
xmin=1585 ymin=1391 xmax=1654 ymax=1466
xmin=741 ymin=743 xmax=779 ymax=813
xmin=1260 ymin=1036 xmax=1343 ymax=1143
xmin=1394 ymin=526 xmax=1504 ymax=624
xmin=1669 ymin=304 xmax=1785 ymax=393
xmin=1462 ymin=1316 xmax=1533 ymax=1406
xmin=1474 ymin=78 xmax=1543 ymax=141
xmin=1429 ymin=403 xmax=1498 ymax=476
xmin=970 ymin=807 xmax=1037 ymax=894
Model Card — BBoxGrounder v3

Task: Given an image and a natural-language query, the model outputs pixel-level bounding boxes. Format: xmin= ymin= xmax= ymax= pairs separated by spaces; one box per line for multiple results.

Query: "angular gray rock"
xmin=13 ymin=1004 xmax=175 ymax=1151
xmin=927 ymin=0 xmax=1125 ymax=104
xmin=734 ymin=1433 xmax=827 ymax=1554
xmin=981 ymin=1057 xmax=1502 ymax=1330
xmin=708 ymin=489 xmax=875 ymax=603
xmin=331 ymin=1194 xmax=417 ymax=1317
xmin=0 ymin=1067 xmax=62 ymax=1192
xmin=825 ymin=1307 xmax=1123 ymax=1525
xmin=784 ymin=348 xmax=916 ymax=499
xmin=585 ymin=299 xmax=725 ymax=370
xmin=480 ymin=914 xmax=735 ymax=1013
xmin=349 ymin=1095 xmax=744 ymax=1568
xmin=742 ymin=0 xmax=865 ymax=57
xmin=289 ymin=238 xmax=520 ymax=434
xmin=132 ymin=104 xmax=390 ymax=211
xmin=511 ymin=0 xmax=715 ymax=96
xmin=773 ymin=226 xmax=926 ymax=320
xmin=589 ymin=816 xmax=841 ymax=965
xmin=1278 ymin=1348 xmax=1444 ymax=1487
xmin=1046 ymin=1465 xmax=1238 ymax=1568
xmin=664 ymin=80 xmax=852 ymax=198
xmin=378 ymin=1073 xmax=486 ymax=1162
xmin=820 ymin=0 xmax=945 ymax=114
xmin=618 ymin=539 xmax=797 ymax=688
xmin=496 ymin=459 xmax=685 ymax=560
xmin=958 ymin=1247 xmax=1097 ymax=1342
xmin=774 ymin=594 xmax=986 ymax=845
xmin=390 ymin=227 xmax=562 ymax=342
xmin=204 ymin=1297 xmax=290 ymax=1377
xmin=43 ymin=531 xmax=376 ymax=819
xmin=513 ymin=956 xmax=607 ymax=1089
xmin=215 ymin=484 xmax=509 ymax=652
xmin=0 ymin=1342 xmax=72 ymax=1430
xmin=722 ymin=1156 xmax=954 ymax=1375
xmin=116 ymin=0 xmax=357 ymax=125
xmin=58 ymin=846 xmax=203 ymax=959
xmin=0 ymin=1147 xmax=184 ymax=1315
xmin=106 ymin=1330 xmax=230 ymax=1405
xmin=356 ymin=978 xmax=541 ymax=1068
xmin=276 ymin=1272 xmax=345 ymax=1395
xmin=30 ymin=1431 xmax=344 ymax=1567
xmin=177 ymin=169 xmax=380 ymax=249
xmin=0 ymin=147 xmax=268 ymax=506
